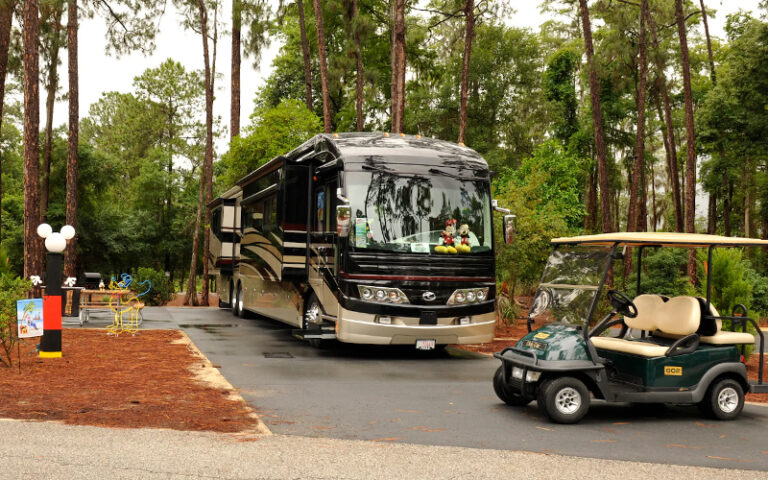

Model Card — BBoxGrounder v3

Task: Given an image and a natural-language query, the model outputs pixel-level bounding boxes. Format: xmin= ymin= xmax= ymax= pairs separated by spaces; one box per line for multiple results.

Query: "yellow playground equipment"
xmin=105 ymin=274 xmax=150 ymax=335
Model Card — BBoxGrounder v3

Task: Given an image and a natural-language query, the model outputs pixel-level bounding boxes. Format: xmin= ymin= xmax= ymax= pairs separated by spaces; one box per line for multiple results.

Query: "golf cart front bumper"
xmin=494 ymin=348 xmax=604 ymax=396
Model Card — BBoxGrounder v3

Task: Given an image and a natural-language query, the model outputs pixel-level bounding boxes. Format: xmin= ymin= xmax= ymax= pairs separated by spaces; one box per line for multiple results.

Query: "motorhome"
xmin=208 ymin=132 xmax=514 ymax=348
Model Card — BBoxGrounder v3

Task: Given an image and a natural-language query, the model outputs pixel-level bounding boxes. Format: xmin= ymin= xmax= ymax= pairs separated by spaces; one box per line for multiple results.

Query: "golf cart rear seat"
xmin=652 ymin=299 xmax=755 ymax=345
xmin=695 ymin=301 xmax=755 ymax=345
xmin=591 ymin=295 xmax=701 ymax=357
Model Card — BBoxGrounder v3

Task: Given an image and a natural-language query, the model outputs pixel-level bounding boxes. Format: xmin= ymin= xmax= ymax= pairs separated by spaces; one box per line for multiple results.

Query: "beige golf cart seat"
xmin=653 ymin=299 xmax=755 ymax=345
xmin=696 ymin=302 xmax=755 ymax=345
xmin=591 ymin=295 xmax=701 ymax=357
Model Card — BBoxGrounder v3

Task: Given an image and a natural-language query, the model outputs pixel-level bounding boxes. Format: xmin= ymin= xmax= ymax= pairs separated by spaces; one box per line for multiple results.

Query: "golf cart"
xmin=493 ymin=232 xmax=768 ymax=424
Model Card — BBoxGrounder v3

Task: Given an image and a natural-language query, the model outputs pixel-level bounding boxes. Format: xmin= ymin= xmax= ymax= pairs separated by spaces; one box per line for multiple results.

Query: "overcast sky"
xmin=48 ymin=0 xmax=761 ymax=154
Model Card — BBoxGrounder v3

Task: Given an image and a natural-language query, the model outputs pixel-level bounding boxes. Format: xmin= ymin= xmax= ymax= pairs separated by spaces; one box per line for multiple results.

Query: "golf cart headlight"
xmin=526 ymin=370 xmax=541 ymax=382
xmin=512 ymin=367 xmax=541 ymax=382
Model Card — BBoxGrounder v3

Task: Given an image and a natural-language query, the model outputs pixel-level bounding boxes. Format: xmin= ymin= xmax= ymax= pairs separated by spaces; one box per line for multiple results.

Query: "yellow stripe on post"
xmin=39 ymin=351 xmax=62 ymax=358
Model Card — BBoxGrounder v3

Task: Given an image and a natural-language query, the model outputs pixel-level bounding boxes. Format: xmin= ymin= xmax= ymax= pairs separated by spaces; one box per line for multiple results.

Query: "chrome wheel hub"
xmin=718 ymin=387 xmax=738 ymax=413
xmin=555 ymin=387 xmax=581 ymax=415
xmin=305 ymin=302 xmax=320 ymax=328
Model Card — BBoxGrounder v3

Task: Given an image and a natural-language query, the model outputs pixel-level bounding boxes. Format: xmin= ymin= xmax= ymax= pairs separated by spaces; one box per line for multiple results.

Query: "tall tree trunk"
xmin=23 ymin=0 xmax=43 ymax=281
xmin=744 ymin=163 xmax=752 ymax=238
xmin=297 ymin=0 xmax=313 ymax=111
xmin=41 ymin=5 xmax=63 ymax=223
xmin=312 ymin=0 xmax=332 ymax=132
xmin=651 ymin=160 xmax=657 ymax=231
xmin=64 ymin=0 xmax=79 ymax=278
xmin=230 ymin=0 xmax=240 ymax=140
xmin=675 ymin=0 xmax=697 ymax=281
xmin=699 ymin=0 xmax=716 ymax=86
xmin=350 ymin=0 xmax=363 ymax=131
xmin=202 ymin=4 xmax=218 ymax=305
xmin=578 ymin=0 xmax=611 ymax=233
xmin=0 ymin=1 xmax=13 ymax=243
xmin=390 ymin=0 xmax=405 ymax=133
xmin=185 ymin=0 xmax=216 ymax=306
xmin=723 ymin=173 xmax=731 ymax=236
xmin=628 ymin=1 xmax=648 ymax=233
xmin=457 ymin=0 xmax=474 ymax=145
xmin=646 ymin=9 xmax=683 ymax=231
xmin=585 ymin=167 xmax=597 ymax=232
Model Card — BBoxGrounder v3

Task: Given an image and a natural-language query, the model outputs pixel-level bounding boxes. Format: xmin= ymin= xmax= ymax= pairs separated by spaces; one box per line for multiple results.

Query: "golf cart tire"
xmin=537 ymin=376 xmax=590 ymax=424
xmin=701 ymin=377 xmax=744 ymax=421
xmin=493 ymin=367 xmax=530 ymax=406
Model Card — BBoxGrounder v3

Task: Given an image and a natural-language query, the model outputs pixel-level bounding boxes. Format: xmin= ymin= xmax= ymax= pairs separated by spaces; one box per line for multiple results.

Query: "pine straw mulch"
xmin=0 ymin=329 xmax=265 ymax=433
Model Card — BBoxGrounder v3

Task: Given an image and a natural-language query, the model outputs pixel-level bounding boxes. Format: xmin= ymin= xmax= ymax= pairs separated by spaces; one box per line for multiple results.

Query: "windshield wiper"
xmin=362 ymin=164 xmax=394 ymax=174
xmin=428 ymin=167 xmax=485 ymax=181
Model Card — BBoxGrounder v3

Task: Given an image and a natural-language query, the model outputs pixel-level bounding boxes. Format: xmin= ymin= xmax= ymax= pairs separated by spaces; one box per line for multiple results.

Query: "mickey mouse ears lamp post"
xmin=36 ymin=223 xmax=75 ymax=358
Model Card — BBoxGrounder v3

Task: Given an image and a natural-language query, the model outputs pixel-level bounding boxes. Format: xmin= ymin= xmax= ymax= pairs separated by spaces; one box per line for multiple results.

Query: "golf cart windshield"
xmin=529 ymin=246 xmax=613 ymax=327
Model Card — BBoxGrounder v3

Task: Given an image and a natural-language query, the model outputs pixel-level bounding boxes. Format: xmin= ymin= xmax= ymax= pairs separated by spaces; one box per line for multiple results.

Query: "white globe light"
xmin=45 ymin=232 xmax=67 ymax=253
xmin=61 ymin=225 xmax=76 ymax=240
xmin=37 ymin=223 xmax=52 ymax=239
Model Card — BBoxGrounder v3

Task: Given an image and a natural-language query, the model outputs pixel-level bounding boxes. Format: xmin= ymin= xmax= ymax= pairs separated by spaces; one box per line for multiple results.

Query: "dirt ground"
xmin=0 ymin=329 xmax=263 ymax=433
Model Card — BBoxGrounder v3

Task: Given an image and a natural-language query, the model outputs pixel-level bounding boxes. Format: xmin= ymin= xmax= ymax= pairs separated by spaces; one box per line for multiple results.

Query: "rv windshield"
xmin=529 ymin=246 xmax=613 ymax=327
xmin=345 ymin=169 xmax=492 ymax=255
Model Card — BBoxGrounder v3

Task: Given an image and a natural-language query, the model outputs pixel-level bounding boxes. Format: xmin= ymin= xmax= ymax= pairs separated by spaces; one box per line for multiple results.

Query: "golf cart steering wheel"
xmin=607 ymin=290 xmax=638 ymax=318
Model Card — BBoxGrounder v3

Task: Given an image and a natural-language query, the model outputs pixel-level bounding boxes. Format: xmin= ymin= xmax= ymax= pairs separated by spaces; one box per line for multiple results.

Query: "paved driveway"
xmin=74 ymin=307 xmax=768 ymax=470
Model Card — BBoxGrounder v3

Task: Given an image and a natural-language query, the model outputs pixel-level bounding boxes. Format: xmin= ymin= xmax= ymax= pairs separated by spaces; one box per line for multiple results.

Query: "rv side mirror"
xmin=492 ymin=199 xmax=510 ymax=214
xmin=503 ymin=214 xmax=516 ymax=244
xmin=337 ymin=205 xmax=351 ymax=237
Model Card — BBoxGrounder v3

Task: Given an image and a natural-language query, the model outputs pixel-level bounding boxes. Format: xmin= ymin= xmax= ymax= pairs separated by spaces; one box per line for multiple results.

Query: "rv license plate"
xmin=416 ymin=339 xmax=436 ymax=350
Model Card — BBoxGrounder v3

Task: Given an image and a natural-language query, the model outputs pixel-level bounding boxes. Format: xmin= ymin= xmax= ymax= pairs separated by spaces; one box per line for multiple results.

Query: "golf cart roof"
xmin=551 ymin=232 xmax=768 ymax=248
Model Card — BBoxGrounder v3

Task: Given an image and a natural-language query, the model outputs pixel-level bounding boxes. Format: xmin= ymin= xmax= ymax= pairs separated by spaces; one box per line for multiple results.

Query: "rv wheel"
xmin=493 ymin=366 xmax=530 ymax=406
xmin=537 ymin=376 xmax=590 ymax=424
xmin=237 ymin=284 xmax=247 ymax=318
xmin=700 ymin=378 xmax=744 ymax=421
xmin=231 ymin=283 xmax=240 ymax=316
xmin=303 ymin=293 xmax=324 ymax=348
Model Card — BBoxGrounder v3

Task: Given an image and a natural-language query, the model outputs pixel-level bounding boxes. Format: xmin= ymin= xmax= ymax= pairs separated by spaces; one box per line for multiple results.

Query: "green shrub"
xmin=0 ymin=274 xmax=32 ymax=367
xmin=132 ymin=267 xmax=175 ymax=306
xmin=637 ymin=248 xmax=694 ymax=298
xmin=698 ymin=249 xmax=753 ymax=316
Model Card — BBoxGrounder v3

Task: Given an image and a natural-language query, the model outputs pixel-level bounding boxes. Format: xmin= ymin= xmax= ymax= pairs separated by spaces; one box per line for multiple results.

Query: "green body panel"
xmin=515 ymin=323 xmax=590 ymax=361
xmin=597 ymin=343 xmax=740 ymax=388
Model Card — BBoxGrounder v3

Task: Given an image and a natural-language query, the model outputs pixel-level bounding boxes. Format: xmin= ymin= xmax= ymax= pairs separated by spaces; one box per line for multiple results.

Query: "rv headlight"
xmin=357 ymin=285 xmax=410 ymax=304
xmin=447 ymin=288 xmax=489 ymax=305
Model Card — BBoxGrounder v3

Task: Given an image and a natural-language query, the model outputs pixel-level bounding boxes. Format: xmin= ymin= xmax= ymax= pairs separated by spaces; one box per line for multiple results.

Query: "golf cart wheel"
xmin=303 ymin=293 xmax=324 ymax=348
xmin=701 ymin=378 xmax=744 ymax=421
xmin=537 ymin=376 xmax=590 ymax=424
xmin=493 ymin=366 xmax=530 ymax=406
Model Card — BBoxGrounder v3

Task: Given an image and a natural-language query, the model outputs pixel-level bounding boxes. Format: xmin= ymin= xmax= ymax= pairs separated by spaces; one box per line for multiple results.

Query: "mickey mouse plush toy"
xmin=434 ymin=219 xmax=458 ymax=254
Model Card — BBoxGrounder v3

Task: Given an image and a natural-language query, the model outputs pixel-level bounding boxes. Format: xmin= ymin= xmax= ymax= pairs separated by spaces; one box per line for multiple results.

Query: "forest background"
xmin=0 ymin=0 xmax=767 ymax=314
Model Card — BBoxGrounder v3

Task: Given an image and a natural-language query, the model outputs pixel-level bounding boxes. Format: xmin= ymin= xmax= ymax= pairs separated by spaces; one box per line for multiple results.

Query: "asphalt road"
xmin=4 ymin=419 xmax=765 ymax=480
xmin=75 ymin=307 xmax=768 ymax=471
